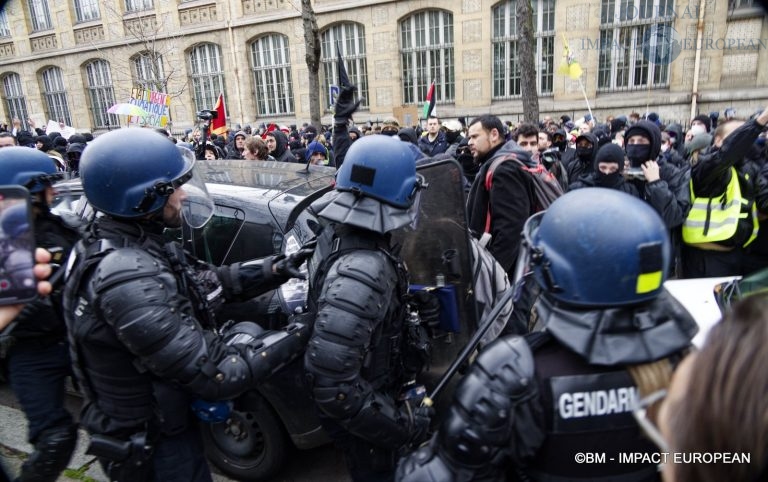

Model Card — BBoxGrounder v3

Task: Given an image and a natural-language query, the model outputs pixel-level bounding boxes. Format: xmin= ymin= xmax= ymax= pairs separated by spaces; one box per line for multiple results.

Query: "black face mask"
xmin=446 ymin=131 xmax=461 ymax=144
xmin=553 ymin=140 xmax=566 ymax=151
xmin=596 ymin=170 xmax=622 ymax=188
xmin=576 ymin=146 xmax=593 ymax=162
xmin=626 ymin=144 xmax=651 ymax=168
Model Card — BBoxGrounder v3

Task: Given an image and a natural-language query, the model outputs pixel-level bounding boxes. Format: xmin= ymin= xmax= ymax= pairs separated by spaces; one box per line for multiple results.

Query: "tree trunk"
xmin=517 ymin=0 xmax=539 ymax=122
xmin=302 ymin=0 xmax=321 ymax=130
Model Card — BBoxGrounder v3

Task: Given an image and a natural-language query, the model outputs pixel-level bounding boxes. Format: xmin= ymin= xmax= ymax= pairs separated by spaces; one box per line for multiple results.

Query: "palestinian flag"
xmin=422 ymin=80 xmax=436 ymax=119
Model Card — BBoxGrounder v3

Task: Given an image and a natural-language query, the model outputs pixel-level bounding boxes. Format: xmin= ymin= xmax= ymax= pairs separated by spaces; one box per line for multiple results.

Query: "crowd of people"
xmin=1 ymin=87 xmax=768 ymax=482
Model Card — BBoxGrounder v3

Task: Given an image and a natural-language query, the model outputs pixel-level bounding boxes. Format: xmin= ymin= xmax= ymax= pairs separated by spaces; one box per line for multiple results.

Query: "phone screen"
xmin=0 ymin=186 xmax=37 ymax=305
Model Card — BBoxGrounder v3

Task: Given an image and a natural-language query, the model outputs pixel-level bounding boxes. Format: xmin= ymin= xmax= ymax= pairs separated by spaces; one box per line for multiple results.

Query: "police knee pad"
xmin=20 ymin=424 xmax=77 ymax=480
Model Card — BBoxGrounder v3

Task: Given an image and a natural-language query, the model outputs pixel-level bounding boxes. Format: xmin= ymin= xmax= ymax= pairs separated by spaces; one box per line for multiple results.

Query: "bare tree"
xmin=301 ymin=0 xmax=322 ymax=130
xmin=97 ymin=6 xmax=190 ymax=99
xmin=517 ymin=0 xmax=539 ymax=122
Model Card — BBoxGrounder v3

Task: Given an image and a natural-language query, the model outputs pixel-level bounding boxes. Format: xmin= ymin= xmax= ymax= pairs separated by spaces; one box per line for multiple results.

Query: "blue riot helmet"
xmin=0 ymin=146 xmax=59 ymax=193
xmin=79 ymin=129 xmax=214 ymax=228
xmin=318 ymin=135 xmax=426 ymax=233
xmin=524 ymin=188 xmax=670 ymax=307
xmin=334 ymin=135 xmax=423 ymax=209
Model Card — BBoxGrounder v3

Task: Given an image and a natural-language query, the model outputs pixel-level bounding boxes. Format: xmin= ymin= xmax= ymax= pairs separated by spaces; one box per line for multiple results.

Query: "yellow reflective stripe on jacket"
xmin=682 ymin=167 xmax=759 ymax=246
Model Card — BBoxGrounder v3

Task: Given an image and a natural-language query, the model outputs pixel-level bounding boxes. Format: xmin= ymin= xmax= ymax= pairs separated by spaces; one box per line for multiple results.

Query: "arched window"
xmin=41 ymin=67 xmax=72 ymax=126
xmin=189 ymin=43 xmax=225 ymax=113
xmin=132 ymin=51 xmax=165 ymax=92
xmin=320 ymin=23 xmax=369 ymax=111
xmin=84 ymin=59 xmax=119 ymax=129
xmin=400 ymin=10 xmax=455 ymax=106
xmin=250 ymin=34 xmax=294 ymax=116
xmin=492 ymin=0 xmax=555 ymax=99
xmin=2 ymin=73 xmax=29 ymax=123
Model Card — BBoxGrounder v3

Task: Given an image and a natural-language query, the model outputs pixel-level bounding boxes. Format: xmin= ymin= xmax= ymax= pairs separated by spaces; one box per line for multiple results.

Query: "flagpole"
xmin=578 ymin=78 xmax=594 ymax=124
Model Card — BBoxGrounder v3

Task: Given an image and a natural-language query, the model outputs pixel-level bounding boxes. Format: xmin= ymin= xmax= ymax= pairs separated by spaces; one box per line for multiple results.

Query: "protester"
xmin=418 ymin=116 xmax=449 ymax=156
xmin=569 ymin=143 xmax=639 ymax=196
xmin=681 ymin=106 xmax=768 ymax=278
xmin=243 ymin=135 xmax=273 ymax=161
xmin=265 ymin=129 xmax=294 ymax=163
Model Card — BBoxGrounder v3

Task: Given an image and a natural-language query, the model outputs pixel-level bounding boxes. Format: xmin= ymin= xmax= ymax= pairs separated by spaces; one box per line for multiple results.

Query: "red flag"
xmin=210 ymin=93 xmax=227 ymax=135
xmin=422 ymin=81 xmax=436 ymax=119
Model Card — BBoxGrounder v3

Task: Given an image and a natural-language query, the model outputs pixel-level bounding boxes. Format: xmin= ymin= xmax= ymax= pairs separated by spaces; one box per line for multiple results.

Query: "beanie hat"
xmin=68 ymin=134 xmax=87 ymax=144
xmin=304 ymin=140 xmax=327 ymax=162
xmin=646 ymin=112 xmax=661 ymax=126
xmin=594 ymin=143 xmax=626 ymax=172
xmin=685 ymin=133 xmax=713 ymax=155
xmin=67 ymin=142 xmax=86 ymax=155
xmin=16 ymin=131 xmax=34 ymax=147
xmin=592 ymin=126 xmax=612 ymax=147
xmin=692 ymin=114 xmax=711 ymax=133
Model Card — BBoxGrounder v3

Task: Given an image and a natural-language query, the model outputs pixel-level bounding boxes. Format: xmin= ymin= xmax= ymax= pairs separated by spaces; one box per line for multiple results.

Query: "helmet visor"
xmin=175 ymin=148 xmax=214 ymax=229
xmin=516 ymin=211 xmax=545 ymax=284
xmin=179 ymin=171 xmax=214 ymax=229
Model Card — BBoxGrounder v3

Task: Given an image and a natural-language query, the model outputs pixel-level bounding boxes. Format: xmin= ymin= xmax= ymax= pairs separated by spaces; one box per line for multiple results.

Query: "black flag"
xmin=336 ymin=40 xmax=351 ymax=88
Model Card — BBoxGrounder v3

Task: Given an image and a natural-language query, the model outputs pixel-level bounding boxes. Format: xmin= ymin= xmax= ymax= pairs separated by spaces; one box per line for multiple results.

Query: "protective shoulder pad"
xmin=437 ymin=335 xmax=543 ymax=474
xmin=469 ymin=335 xmax=536 ymax=402
xmin=92 ymin=247 xmax=163 ymax=294
xmin=334 ymin=250 xmax=396 ymax=291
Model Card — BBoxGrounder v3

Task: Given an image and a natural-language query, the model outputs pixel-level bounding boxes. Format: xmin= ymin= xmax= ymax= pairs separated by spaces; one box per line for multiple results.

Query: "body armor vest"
xmin=309 ymin=224 xmax=411 ymax=392
xmin=522 ymin=332 xmax=659 ymax=482
xmin=63 ymin=219 xmax=221 ymax=437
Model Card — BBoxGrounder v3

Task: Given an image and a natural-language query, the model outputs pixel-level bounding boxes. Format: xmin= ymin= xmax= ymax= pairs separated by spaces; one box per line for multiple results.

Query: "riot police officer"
xmin=304 ymin=135 xmax=433 ymax=481
xmin=0 ymin=146 xmax=78 ymax=482
xmin=397 ymin=188 xmax=698 ymax=481
xmin=62 ymin=129 xmax=314 ymax=482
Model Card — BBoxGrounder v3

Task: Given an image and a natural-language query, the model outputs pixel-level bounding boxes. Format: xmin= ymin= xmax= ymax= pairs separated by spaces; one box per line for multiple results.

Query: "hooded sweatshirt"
xmin=624 ymin=120 xmax=662 ymax=168
xmin=267 ymin=130 xmax=294 ymax=163
xmin=566 ymin=132 xmax=598 ymax=183
xmin=623 ymin=120 xmax=690 ymax=229
xmin=226 ymin=131 xmax=247 ymax=160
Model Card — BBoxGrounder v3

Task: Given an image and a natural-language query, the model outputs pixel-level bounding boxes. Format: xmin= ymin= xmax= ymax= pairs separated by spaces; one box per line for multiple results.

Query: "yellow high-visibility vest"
xmin=682 ymin=167 xmax=758 ymax=247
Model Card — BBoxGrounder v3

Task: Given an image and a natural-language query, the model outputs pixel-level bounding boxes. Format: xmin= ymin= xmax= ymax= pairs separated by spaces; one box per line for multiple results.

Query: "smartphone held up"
xmin=0 ymin=186 xmax=37 ymax=305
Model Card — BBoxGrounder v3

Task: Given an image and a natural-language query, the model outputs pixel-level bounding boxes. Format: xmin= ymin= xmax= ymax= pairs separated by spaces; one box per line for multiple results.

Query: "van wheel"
xmin=201 ymin=392 xmax=289 ymax=481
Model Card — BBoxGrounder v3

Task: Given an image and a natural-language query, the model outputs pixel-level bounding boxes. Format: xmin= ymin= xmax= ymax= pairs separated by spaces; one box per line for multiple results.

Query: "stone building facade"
xmin=0 ymin=0 xmax=766 ymax=134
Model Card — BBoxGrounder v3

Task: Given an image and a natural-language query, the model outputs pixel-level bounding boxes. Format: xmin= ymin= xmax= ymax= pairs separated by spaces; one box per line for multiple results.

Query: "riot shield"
xmin=392 ymin=158 xmax=477 ymax=400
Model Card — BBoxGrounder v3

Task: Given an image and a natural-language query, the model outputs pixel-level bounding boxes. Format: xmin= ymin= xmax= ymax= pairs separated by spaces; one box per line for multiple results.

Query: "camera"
xmin=540 ymin=148 xmax=560 ymax=169
xmin=623 ymin=168 xmax=646 ymax=181
xmin=197 ymin=110 xmax=218 ymax=121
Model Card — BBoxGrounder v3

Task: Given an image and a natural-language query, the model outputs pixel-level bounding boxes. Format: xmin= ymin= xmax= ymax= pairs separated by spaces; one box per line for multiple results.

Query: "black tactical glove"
xmin=410 ymin=290 xmax=441 ymax=328
xmin=334 ymin=84 xmax=361 ymax=121
xmin=407 ymin=404 xmax=434 ymax=447
xmin=272 ymin=239 xmax=317 ymax=279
